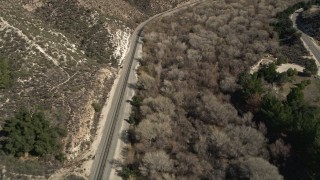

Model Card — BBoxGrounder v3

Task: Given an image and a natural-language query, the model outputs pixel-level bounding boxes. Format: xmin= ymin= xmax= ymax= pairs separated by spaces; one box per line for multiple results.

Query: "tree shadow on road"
xmin=120 ymin=129 xmax=136 ymax=144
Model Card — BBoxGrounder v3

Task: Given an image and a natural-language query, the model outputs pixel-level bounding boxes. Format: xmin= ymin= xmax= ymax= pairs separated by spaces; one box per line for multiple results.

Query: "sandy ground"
xmin=250 ymin=57 xmax=305 ymax=75
xmin=276 ymin=63 xmax=304 ymax=73
xmin=250 ymin=58 xmax=274 ymax=74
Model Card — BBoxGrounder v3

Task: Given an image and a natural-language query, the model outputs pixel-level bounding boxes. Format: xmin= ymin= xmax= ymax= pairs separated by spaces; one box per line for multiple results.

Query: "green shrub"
xmin=118 ymin=166 xmax=136 ymax=179
xmin=91 ymin=102 xmax=102 ymax=112
xmin=239 ymin=73 xmax=264 ymax=99
xmin=275 ymin=72 xmax=288 ymax=85
xmin=130 ymin=96 xmax=142 ymax=107
xmin=303 ymin=58 xmax=318 ymax=76
xmin=297 ymin=80 xmax=311 ymax=89
xmin=55 ymin=153 xmax=66 ymax=162
xmin=276 ymin=56 xmax=287 ymax=65
xmin=258 ymin=63 xmax=279 ymax=83
xmin=287 ymin=68 xmax=298 ymax=76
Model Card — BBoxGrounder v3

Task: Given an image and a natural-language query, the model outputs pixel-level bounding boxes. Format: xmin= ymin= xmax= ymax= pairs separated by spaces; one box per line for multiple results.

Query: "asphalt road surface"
xmin=89 ymin=1 xmax=202 ymax=180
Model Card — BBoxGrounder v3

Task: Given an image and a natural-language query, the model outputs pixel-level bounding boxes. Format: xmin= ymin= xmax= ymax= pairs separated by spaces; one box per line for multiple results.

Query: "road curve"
xmin=291 ymin=9 xmax=320 ymax=65
xmin=89 ymin=1 xmax=202 ymax=180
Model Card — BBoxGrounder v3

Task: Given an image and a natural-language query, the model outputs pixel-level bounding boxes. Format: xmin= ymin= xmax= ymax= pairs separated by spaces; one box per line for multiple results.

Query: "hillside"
xmin=0 ymin=0 xmax=119 ymax=177
xmin=0 ymin=0 xmax=186 ymax=178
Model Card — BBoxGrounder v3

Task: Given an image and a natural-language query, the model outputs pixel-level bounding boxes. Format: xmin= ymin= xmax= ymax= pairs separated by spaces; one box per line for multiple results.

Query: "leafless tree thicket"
xmin=125 ymin=0 xmax=302 ymax=179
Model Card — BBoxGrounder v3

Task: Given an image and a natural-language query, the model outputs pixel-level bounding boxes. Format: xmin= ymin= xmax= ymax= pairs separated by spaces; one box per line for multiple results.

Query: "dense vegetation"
xmin=0 ymin=108 xmax=65 ymax=158
xmin=121 ymin=0 xmax=307 ymax=179
xmin=239 ymin=70 xmax=320 ymax=178
xmin=304 ymin=57 xmax=318 ymax=75
xmin=238 ymin=2 xmax=320 ymax=178
xmin=271 ymin=1 xmax=320 ymax=67
xmin=271 ymin=0 xmax=320 ymax=78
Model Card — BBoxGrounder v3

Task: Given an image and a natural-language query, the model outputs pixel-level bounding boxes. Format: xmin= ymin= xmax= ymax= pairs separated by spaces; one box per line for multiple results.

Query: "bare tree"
xmin=140 ymin=150 xmax=173 ymax=176
xmin=227 ymin=157 xmax=283 ymax=180
xmin=129 ymin=0 xmax=301 ymax=178
xmin=225 ymin=125 xmax=268 ymax=158
xmin=142 ymin=96 xmax=175 ymax=117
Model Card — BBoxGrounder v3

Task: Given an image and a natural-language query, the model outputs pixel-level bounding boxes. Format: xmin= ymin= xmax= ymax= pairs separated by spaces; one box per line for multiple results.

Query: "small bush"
xmin=55 ymin=153 xmax=66 ymax=162
xmin=275 ymin=72 xmax=288 ymax=85
xmin=118 ymin=167 xmax=136 ymax=179
xmin=92 ymin=102 xmax=102 ymax=112
xmin=130 ymin=96 xmax=142 ymax=107
xmin=303 ymin=58 xmax=318 ymax=76
xmin=286 ymin=68 xmax=298 ymax=77
xmin=276 ymin=57 xmax=287 ymax=65
xmin=258 ymin=63 xmax=279 ymax=83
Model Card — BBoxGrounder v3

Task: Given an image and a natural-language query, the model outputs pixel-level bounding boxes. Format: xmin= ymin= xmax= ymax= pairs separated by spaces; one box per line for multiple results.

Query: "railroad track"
xmin=90 ymin=1 xmax=202 ymax=179
xmin=92 ymin=32 xmax=140 ymax=180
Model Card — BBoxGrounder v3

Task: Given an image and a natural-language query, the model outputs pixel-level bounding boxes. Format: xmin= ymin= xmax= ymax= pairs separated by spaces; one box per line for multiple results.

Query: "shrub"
xmin=286 ymin=68 xmax=298 ymax=76
xmin=130 ymin=96 xmax=142 ymax=107
xmin=118 ymin=167 xmax=136 ymax=179
xmin=275 ymin=72 xmax=288 ymax=85
xmin=91 ymin=102 xmax=102 ymax=112
xmin=239 ymin=73 xmax=264 ymax=98
xmin=303 ymin=58 xmax=318 ymax=76
xmin=276 ymin=56 xmax=287 ymax=65
xmin=258 ymin=63 xmax=279 ymax=83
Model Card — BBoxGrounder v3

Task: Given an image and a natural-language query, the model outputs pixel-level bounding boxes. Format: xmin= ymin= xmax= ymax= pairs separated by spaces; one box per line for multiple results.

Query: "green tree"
xmin=2 ymin=109 xmax=64 ymax=157
xmin=239 ymin=73 xmax=264 ymax=98
xmin=303 ymin=58 xmax=318 ymax=76
xmin=290 ymin=105 xmax=319 ymax=148
xmin=286 ymin=87 xmax=304 ymax=109
xmin=275 ymin=72 xmax=288 ymax=85
xmin=276 ymin=56 xmax=287 ymax=65
xmin=286 ymin=68 xmax=298 ymax=77
xmin=260 ymin=94 xmax=293 ymax=132
xmin=130 ymin=96 xmax=142 ymax=107
xmin=258 ymin=63 xmax=279 ymax=83
xmin=309 ymin=141 xmax=320 ymax=178
xmin=297 ymin=80 xmax=311 ymax=89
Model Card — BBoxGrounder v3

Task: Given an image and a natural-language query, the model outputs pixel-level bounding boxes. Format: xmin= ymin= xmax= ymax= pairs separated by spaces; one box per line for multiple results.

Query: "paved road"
xmin=89 ymin=1 xmax=202 ymax=180
xmin=291 ymin=9 xmax=320 ymax=64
